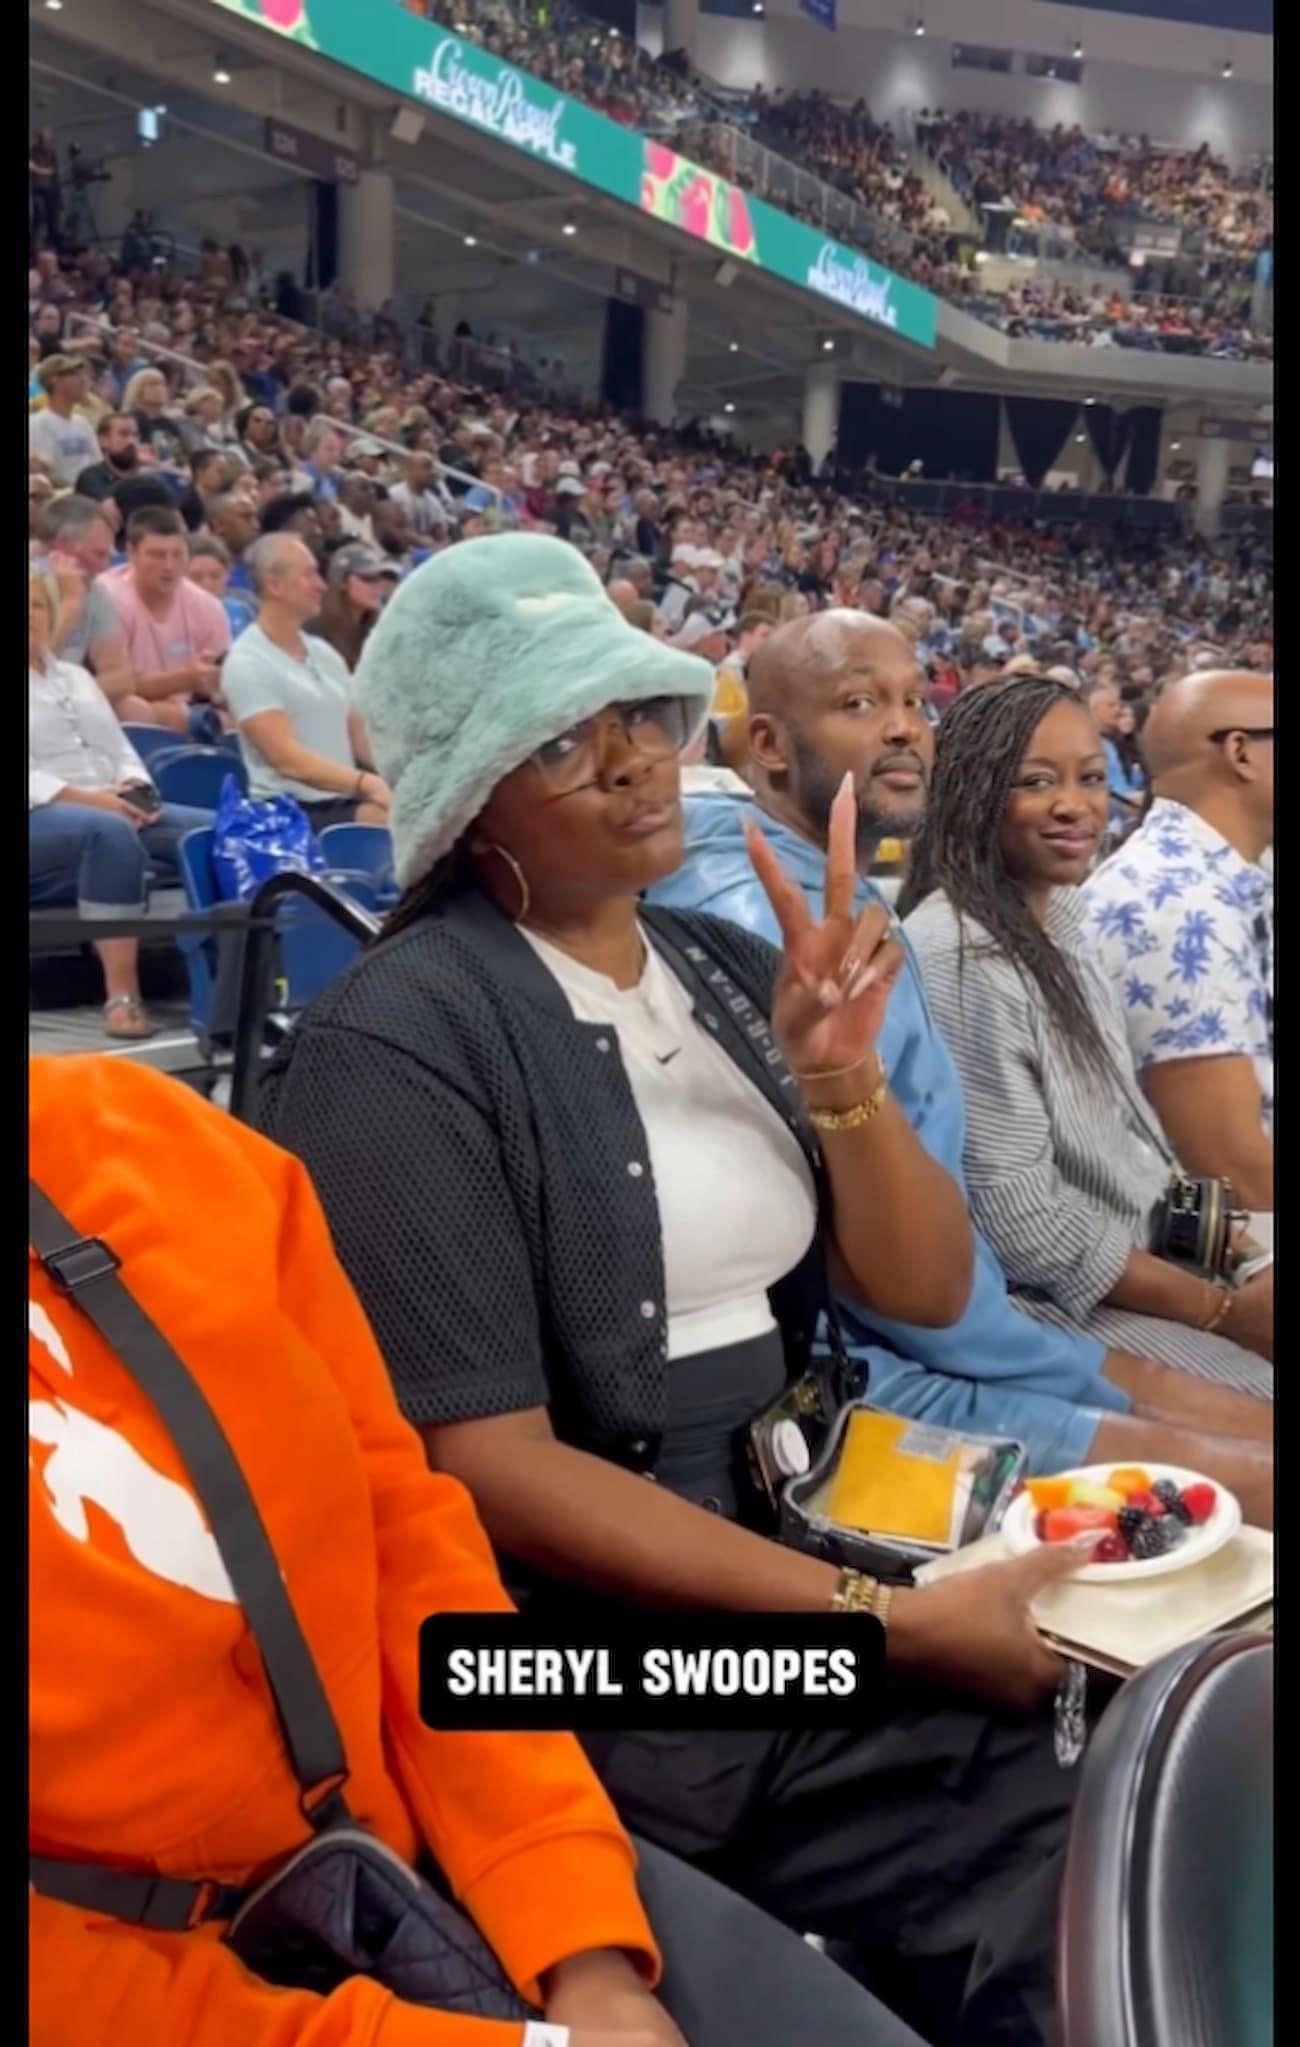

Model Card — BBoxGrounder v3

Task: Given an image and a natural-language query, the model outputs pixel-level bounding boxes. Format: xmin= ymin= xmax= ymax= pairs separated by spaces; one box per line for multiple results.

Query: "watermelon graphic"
xmin=638 ymin=140 xmax=759 ymax=264
xmin=216 ymin=0 xmax=318 ymax=49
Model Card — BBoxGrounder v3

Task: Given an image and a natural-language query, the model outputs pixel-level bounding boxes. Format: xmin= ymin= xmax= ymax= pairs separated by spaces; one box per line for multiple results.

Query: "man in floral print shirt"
xmin=1085 ymin=670 xmax=1273 ymax=1211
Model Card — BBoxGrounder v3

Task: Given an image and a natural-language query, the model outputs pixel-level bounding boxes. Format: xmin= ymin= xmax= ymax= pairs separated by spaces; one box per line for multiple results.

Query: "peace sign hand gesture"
xmin=745 ymin=772 xmax=904 ymax=1091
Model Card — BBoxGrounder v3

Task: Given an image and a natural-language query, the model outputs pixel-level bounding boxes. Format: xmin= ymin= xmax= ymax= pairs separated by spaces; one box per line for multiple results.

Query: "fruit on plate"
xmin=1180 ymin=1483 xmax=1218 ymax=1525
xmin=1106 ymin=1466 xmax=1152 ymax=1495
xmin=1035 ymin=1474 xmax=1218 ymax=1564
xmin=1067 ymin=1481 xmax=1126 ymax=1512
xmin=1026 ymin=1477 xmax=1072 ymax=1511
xmin=1128 ymin=1516 xmax=1185 ymax=1562
xmin=1042 ymin=1505 xmax=1118 ymax=1544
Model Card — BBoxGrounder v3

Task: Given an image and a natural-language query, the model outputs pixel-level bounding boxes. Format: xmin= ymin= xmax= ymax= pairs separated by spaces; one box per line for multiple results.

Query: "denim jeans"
xmin=29 ymin=801 xmax=213 ymax=918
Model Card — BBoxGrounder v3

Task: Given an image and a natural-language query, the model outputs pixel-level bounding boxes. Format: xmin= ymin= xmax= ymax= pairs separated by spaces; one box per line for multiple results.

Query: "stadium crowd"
xmin=29 ymin=77 xmax=1275 ymax=2047
xmin=401 ymin=0 xmax=1271 ymax=355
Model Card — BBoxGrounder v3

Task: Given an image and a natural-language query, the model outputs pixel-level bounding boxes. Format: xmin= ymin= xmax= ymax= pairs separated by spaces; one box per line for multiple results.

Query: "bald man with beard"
xmin=1085 ymin=669 xmax=1274 ymax=1212
xmin=649 ymin=615 xmax=1273 ymax=1510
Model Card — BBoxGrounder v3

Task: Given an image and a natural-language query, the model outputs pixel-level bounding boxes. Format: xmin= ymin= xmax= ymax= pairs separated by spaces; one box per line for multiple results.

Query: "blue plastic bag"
xmin=211 ymin=778 xmax=325 ymax=905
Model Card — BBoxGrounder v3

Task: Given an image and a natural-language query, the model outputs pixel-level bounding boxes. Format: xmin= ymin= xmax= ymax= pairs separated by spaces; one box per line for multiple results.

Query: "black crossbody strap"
xmin=29 ymin=1180 xmax=351 ymax=1836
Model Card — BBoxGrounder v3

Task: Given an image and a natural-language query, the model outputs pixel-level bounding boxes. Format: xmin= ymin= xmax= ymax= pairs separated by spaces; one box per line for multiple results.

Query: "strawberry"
xmin=1180 ymin=1482 xmax=1217 ymax=1524
xmin=1126 ymin=1489 xmax=1167 ymax=1518
xmin=1042 ymin=1505 xmax=1118 ymax=1544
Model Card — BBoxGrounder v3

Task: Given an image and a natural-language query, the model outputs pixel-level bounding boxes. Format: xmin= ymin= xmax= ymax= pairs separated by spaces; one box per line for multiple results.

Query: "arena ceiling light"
xmin=914 ymin=19 xmax=926 ymax=37
xmin=561 ymin=213 xmax=578 ymax=236
xmin=44 ymin=1 xmax=64 ymax=13
xmin=724 ymin=402 xmax=737 ymax=414
xmin=1072 ymin=41 xmax=1084 ymax=60
xmin=463 ymin=234 xmax=478 ymax=247
xmin=212 ymin=57 xmax=232 ymax=84
xmin=1221 ymin=59 xmax=1234 ymax=79
xmin=752 ymin=3 xmax=765 ymax=15
xmin=729 ymin=341 xmax=740 ymax=352
xmin=822 ymin=337 xmax=836 ymax=352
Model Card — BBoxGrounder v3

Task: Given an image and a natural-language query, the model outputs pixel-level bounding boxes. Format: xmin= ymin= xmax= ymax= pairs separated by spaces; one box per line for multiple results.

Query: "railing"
xmin=837 ymin=475 xmax=1273 ymax=535
xmin=229 ymin=872 xmax=379 ymax=1124
xmin=679 ymin=120 xmax=927 ymax=278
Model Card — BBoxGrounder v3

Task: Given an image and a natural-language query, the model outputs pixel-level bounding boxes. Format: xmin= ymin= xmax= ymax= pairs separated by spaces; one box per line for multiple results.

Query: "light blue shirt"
xmin=1085 ymin=799 xmax=1274 ymax=1132
xmin=648 ymin=793 xmax=1129 ymax=1466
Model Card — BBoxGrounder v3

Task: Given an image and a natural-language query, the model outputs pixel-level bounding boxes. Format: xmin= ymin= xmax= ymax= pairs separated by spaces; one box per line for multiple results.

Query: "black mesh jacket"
xmin=258 ymin=892 xmax=839 ymax=1470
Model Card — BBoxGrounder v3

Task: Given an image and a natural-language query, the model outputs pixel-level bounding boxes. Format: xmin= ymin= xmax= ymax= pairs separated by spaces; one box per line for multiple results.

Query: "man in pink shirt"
xmin=100 ymin=505 xmax=231 ymax=734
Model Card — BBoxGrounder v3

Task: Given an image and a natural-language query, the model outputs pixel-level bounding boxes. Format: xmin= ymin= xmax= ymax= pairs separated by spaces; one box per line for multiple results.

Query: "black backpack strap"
xmin=29 ymin=1180 xmax=351 ymax=1924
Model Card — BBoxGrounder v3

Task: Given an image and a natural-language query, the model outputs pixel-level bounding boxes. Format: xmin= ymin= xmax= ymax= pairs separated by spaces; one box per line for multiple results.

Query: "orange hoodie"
xmin=29 ymin=1056 xmax=659 ymax=2046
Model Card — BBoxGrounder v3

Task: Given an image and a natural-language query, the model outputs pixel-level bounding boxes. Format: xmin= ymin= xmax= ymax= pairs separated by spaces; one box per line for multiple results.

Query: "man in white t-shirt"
xmin=29 ymin=356 xmax=100 ymax=487
xmin=221 ymin=534 xmax=391 ymax=831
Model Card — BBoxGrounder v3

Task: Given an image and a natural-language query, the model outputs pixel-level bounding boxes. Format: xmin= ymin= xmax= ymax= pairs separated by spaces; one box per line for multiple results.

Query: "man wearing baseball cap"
xmin=29 ymin=356 xmax=99 ymax=486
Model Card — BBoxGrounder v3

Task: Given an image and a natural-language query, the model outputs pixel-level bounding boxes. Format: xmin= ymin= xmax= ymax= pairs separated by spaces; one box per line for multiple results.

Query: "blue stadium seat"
xmin=122 ymin=723 xmax=186 ymax=766
xmin=318 ymin=824 xmax=399 ymax=906
xmin=153 ymin=749 xmax=249 ymax=809
xmin=177 ymin=826 xmax=378 ymax=1039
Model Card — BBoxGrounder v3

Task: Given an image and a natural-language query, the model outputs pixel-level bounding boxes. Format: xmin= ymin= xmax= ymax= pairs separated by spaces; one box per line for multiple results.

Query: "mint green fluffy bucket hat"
xmin=355 ymin=534 xmax=716 ymax=888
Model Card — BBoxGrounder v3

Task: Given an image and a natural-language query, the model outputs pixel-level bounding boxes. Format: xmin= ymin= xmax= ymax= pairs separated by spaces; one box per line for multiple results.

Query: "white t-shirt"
xmin=520 ymin=926 xmax=817 ymax=1360
xmin=222 ymin=624 xmax=355 ymax=802
xmin=29 ymin=407 xmax=100 ymax=488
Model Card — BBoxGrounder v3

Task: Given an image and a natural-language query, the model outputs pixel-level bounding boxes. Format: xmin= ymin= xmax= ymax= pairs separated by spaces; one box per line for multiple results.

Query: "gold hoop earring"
xmin=478 ymin=841 xmax=531 ymax=923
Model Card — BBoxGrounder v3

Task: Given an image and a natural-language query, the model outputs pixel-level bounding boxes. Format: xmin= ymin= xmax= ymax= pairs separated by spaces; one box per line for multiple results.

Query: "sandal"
xmin=104 ymin=995 xmax=157 ymax=1041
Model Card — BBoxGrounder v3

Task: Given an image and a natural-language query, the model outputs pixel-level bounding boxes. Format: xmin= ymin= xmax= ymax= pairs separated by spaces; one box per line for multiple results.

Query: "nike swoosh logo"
xmin=656 ymin=1050 xmax=681 ymax=1066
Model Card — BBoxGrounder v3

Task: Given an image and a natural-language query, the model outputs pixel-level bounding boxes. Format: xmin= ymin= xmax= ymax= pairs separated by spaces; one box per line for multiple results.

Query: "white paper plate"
xmin=1002 ymin=1463 xmax=1242 ymax=1584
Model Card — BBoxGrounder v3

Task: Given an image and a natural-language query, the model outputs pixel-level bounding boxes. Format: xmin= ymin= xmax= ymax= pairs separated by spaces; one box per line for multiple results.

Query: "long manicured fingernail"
xmin=819 ymin=979 xmax=842 ymax=1007
xmin=838 ymin=771 xmax=855 ymax=797
xmin=848 ymin=966 xmax=880 ymax=998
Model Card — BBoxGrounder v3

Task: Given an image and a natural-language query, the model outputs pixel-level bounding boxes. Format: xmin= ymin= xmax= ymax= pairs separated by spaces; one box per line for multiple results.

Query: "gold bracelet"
xmin=791 ymin=1054 xmax=878 ymax=1084
xmin=1200 ymin=1281 xmax=1234 ymax=1334
xmin=830 ymin=1567 xmax=893 ymax=1632
xmin=807 ymin=1062 xmax=889 ymax=1136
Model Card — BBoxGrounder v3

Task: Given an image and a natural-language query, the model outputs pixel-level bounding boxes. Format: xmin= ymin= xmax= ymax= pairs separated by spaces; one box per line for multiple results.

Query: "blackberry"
xmin=1118 ymin=1505 xmax=1147 ymax=1544
xmin=1129 ymin=1515 xmax=1185 ymax=1561
xmin=1153 ymin=1479 xmax=1193 ymax=1524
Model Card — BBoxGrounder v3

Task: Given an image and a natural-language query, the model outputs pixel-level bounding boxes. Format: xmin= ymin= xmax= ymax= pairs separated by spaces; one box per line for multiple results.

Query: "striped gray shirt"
xmin=904 ymin=887 xmax=1173 ymax=1322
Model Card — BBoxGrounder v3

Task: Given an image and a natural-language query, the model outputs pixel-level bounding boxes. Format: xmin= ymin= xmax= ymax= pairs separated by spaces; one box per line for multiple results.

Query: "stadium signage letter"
xmin=414 ymin=40 xmax=577 ymax=171
xmin=807 ymin=245 xmax=898 ymax=329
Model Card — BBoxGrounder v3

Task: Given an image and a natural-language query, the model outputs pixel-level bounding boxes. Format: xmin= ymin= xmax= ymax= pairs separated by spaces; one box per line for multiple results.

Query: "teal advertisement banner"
xmin=202 ymin=0 xmax=936 ymax=349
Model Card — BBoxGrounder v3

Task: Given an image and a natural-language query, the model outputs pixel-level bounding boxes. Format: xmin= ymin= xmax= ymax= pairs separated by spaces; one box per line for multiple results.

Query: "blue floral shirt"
xmin=1083 ymin=799 xmax=1273 ymax=1131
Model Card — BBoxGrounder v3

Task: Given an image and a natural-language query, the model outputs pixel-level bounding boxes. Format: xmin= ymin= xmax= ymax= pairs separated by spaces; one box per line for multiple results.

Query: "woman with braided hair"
xmin=901 ymin=673 xmax=1274 ymax=1399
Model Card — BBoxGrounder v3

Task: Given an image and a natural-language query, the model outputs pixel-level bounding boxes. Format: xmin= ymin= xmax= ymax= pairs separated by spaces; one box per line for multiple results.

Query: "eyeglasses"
xmin=1208 ymin=727 xmax=1274 ymax=745
xmin=528 ymin=696 xmax=694 ymax=792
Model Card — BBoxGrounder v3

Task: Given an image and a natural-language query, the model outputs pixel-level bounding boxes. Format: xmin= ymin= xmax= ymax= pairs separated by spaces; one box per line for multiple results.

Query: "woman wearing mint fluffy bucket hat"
xmin=262 ymin=537 xmax=1063 ymax=2047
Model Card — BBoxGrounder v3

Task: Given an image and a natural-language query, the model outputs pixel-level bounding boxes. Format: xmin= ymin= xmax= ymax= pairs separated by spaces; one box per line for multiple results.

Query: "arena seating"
xmin=401 ymin=0 xmax=1271 ymax=356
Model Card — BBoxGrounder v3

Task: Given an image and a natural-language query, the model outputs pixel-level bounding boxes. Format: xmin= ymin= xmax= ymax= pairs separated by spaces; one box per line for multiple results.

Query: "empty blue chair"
xmin=154 ymin=748 xmax=249 ymax=810
xmin=318 ymin=824 xmax=399 ymax=906
xmin=177 ymin=826 xmax=376 ymax=1039
xmin=122 ymin=723 xmax=185 ymax=766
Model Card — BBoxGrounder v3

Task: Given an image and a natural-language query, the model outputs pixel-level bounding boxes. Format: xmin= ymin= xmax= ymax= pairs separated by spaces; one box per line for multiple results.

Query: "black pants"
xmin=588 ymin=1683 xmax=1074 ymax=2047
xmin=635 ymin=1836 xmax=925 ymax=2047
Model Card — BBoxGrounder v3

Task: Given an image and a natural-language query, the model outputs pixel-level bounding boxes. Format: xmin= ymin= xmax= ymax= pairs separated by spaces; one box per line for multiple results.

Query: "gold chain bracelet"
xmin=830 ymin=1567 xmax=894 ymax=1631
xmin=806 ymin=1061 xmax=889 ymax=1135
xmin=1200 ymin=1280 xmax=1234 ymax=1334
